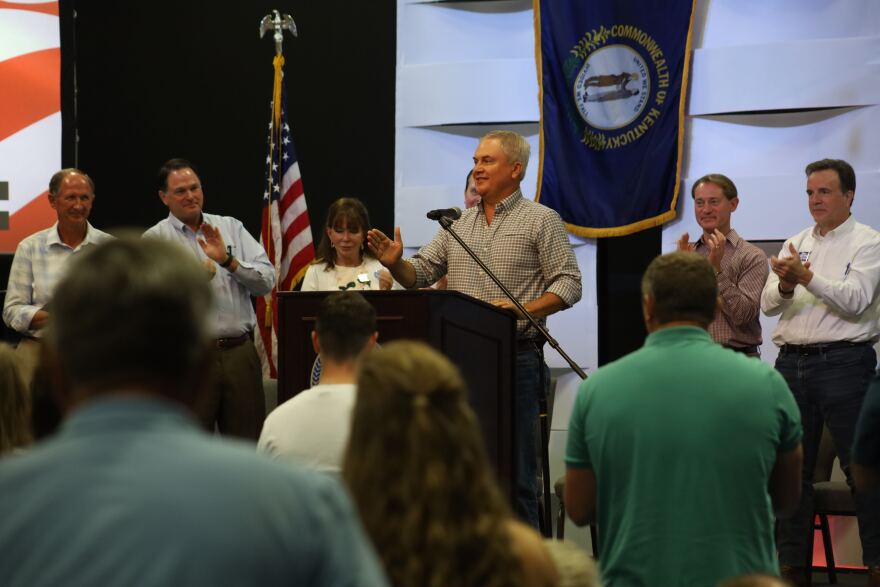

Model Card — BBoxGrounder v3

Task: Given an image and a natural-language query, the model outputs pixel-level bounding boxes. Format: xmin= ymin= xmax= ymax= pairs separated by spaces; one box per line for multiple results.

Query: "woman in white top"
xmin=301 ymin=197 xmax=395 ymax=291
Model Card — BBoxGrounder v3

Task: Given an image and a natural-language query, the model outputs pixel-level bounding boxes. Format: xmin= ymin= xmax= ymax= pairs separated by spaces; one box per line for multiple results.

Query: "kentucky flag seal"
xmin=535 ymin=0 xmax=696 ymax=237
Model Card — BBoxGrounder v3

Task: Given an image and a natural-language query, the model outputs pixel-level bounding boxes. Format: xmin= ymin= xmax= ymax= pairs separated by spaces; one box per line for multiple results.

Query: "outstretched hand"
xmin=367 ymin=227 xmax=404 ymax=268
xmin=198 ymin=223 xmax=228 ymax=263
xmin=676 ymin=232 xmax=695 ymax=253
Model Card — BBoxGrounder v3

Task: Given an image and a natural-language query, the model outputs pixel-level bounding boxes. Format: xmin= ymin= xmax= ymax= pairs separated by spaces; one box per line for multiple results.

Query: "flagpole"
xmin=259 ymin=11 xmax=298 ymax=295
xmin=256 ymin=10 xmax=303 ymax=379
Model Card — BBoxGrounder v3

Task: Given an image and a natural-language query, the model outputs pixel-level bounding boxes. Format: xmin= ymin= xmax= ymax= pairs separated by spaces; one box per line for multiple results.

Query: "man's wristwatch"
xmin=220 ymin=254 xmax=235 ymax=269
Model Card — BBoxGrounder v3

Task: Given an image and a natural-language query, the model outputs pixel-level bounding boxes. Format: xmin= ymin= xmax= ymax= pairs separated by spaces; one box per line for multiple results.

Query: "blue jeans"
xmin=513 ymin=347 xmax=549 ymax=529
xmin=775 ymin=344 xmax=880 ymax=566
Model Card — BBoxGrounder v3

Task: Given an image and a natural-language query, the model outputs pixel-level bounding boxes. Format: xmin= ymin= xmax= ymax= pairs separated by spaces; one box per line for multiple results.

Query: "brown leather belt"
xmin=214 ymin=333 xmax=250 ymax=351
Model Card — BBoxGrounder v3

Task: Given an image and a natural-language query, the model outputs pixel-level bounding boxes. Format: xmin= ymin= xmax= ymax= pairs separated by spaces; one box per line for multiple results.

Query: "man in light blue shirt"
xmin=0 ymin=236 xmax=389 ymax=587
xmin=2 ymin=168 xmax=112 ymax=386
xmin=144 ymin=158 xmax=275 ymax=440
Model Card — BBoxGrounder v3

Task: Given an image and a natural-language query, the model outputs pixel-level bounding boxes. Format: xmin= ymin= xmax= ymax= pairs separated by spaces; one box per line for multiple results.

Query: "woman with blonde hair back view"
xmin=343 ymin=340 xmax=558 ymax=587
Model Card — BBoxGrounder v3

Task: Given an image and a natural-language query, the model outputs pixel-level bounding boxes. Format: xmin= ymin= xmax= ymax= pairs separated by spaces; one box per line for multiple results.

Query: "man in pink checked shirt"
xmin=677 ymin=173 xmax=768 ymax=357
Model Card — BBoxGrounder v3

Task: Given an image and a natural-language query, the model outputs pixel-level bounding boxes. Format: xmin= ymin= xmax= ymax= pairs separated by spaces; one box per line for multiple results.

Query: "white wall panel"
xmin=690 ymin=37 xmax=880 ymax=115
xmin=399 ymin=1 xmax=534 ymax=64
xmin=398 ymin=60 xmax=539 ymax=127
xmin=685 ymin=107 xmax=880 ymax=179
xmin=546 ymin=241 xmax=597 ymax=370
xmin=396 ymin=126 xmax=483 ymax=187
xmin=694 ymin=0 xmax=880 ymax=49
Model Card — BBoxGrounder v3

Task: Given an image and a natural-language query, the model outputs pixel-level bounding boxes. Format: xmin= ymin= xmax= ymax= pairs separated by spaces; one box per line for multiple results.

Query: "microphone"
xmin=426 ymin=207 xmax=462 ymax=221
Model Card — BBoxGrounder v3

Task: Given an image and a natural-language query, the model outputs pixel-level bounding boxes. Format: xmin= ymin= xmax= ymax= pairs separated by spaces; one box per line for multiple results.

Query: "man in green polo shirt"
xmin=565 ymin=251 xmax=803 ymax=587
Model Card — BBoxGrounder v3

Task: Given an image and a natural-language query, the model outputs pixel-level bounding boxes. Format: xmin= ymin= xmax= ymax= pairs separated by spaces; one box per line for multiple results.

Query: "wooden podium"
xmin=277 ymin=289 xmax=517 ymax=494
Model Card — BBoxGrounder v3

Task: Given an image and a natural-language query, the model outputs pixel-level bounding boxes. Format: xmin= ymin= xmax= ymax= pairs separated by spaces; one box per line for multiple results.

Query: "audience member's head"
xmin=641 ymin=251 xmax=718 ymax=331
xmin=314 ymin=197 xmax=373 ymax=268
xmin=343 ymin=340 xmax=521 ymax=587
xmin=313 ymin=292 xmax=377 ymax=363
xmin=543 ymin=540 xmax=600 ymax=587
xmin=0 ymin=344 xmax=32 ymax=455
xmin=717 ymin=573 xmax=789 ymax=587
xmin=464 ymin=169 xmax=481 ymax=209
xmin=46 ymin=234 xmax=212 ymax=406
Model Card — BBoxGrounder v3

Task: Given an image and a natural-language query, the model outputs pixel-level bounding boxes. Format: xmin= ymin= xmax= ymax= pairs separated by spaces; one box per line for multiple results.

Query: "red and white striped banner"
xmin=0 ymin=1 xmax=61 ymax=252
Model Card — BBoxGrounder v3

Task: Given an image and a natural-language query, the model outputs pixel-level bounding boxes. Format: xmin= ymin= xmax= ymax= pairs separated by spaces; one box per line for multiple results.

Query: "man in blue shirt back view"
xmin=0 ymin=235 xmax=388 ymax=587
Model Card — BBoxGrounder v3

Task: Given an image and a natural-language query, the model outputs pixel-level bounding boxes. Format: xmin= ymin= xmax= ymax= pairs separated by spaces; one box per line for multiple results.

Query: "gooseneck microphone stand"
xmin=435 ymin=214 xmax=587 ymax=537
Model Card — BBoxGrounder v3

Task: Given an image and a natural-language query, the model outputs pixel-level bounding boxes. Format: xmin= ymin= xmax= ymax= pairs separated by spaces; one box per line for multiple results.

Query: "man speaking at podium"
xmin=367 ymin=130 xmax=582 ymax=528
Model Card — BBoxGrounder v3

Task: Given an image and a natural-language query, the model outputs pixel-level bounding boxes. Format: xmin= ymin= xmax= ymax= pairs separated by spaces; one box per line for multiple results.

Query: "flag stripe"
xmin=0 ymin=2 xmax=59 ymax=17
xmin=0 ymin=48 xmax=59 ymax=143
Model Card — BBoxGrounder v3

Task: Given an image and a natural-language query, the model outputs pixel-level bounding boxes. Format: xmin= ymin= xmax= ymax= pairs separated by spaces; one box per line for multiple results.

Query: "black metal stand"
xmin=437 ymin=215 xmax=586 ymax=536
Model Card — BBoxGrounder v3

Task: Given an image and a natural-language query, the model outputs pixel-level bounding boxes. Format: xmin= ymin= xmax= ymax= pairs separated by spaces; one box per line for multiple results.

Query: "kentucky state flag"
xmin=535 ymin=0 xmax=696 ymax=237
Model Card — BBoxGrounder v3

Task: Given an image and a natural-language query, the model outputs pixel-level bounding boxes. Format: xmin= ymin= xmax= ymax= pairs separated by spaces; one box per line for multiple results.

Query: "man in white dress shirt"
xmin=145 ymin=158 xmax=275 ymax=440
xmin=258 ymin=291 xmax=377 ymax=474
xmin=761 ymin=158 xmax=880 ymax=586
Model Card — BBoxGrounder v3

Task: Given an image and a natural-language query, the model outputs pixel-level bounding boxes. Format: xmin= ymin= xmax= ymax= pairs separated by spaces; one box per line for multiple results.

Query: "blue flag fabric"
xmin=535 ymin=0 xmax=696 ymax=237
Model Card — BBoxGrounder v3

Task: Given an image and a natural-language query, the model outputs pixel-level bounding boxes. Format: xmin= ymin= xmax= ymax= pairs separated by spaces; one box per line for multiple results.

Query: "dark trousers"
xmin=775 ymin=344 xmax=880 ymax=566
xmin=513 ymin=347 xmax=550 ymax=530
xmin=195 ymin=339 xmax=266 ymax=441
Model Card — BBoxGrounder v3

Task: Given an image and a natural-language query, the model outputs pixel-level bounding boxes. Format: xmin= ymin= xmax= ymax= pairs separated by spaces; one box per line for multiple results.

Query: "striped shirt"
xmin=693 ymin=229 xmax=768 ymax=348
xmin=3 ymin=222 xmax=113 ymax=337
xmin=409 ymin=190 xmax=582 ymax=338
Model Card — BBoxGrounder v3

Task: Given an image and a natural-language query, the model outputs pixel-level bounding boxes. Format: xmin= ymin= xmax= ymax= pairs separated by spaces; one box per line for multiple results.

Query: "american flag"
xmin=255 ymin=54 xmax=315 ymax=379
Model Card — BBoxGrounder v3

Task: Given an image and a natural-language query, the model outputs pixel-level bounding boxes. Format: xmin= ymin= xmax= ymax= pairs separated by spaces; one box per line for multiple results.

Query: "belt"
xmin=780 ymin=341 xmax=872 ymax=356
xmin=214 ymin=333 xmax=250 ymax=351
xmin=725 ymin=345 xmax=758 ymax=355
xmin=517 ymin=339 xmax=544 ymax=353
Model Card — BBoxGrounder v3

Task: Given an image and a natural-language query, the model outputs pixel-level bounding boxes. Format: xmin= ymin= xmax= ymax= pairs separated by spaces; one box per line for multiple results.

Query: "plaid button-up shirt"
xmin=409 ymin=189 xmax=582 ymax=338
xmin=3 ymin=222 xmax=113 ymax=337
xmin=693 ymin=229 xmax=768 ymax=348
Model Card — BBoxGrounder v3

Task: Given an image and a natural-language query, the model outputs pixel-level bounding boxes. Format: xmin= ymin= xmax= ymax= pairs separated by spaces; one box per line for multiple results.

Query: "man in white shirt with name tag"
xmin=761 ymin=158 xmax=880 ymax=586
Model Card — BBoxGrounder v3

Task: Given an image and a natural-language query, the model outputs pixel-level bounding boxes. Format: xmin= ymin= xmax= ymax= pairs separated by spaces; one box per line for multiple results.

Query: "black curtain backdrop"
xmin=60 ymin=1 xmax=395 ymax=244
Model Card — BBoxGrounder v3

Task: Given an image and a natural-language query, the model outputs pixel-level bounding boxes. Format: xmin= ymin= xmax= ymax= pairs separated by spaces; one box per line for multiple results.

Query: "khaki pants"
xmin=193 ymin=339 xmax=266 ymax=441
